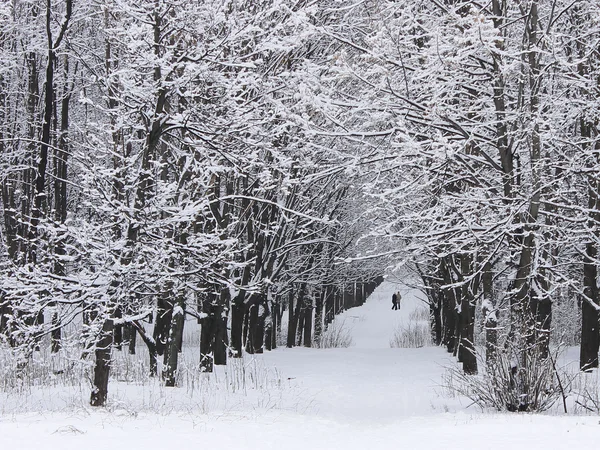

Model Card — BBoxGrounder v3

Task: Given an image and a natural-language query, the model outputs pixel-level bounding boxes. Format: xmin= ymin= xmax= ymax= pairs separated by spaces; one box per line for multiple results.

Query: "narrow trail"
xmin=339 ymin=280 xmax=427 ymax=348
xmin=261 ymin=281 xmax=459 ymax=421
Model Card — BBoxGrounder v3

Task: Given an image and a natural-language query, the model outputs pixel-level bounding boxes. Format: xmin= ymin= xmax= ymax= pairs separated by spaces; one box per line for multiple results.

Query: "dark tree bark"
xmin=153 ymin=296 xmax=173 ymax=357
xmin=313 ymin=288 xmax=324 ymax=345
xmin=296 ymin=289 xmax=306 ymax=347
xmin=231 ymin=261 xmax=251 ymax=357
xmin=303 ymin=296 xmax=313 ymax=348
xmin=335 ymin=288 xmax=342 ymax=316
xmin=163 ymin=293 xmax=185 ymax=387
xmin=231 ymin=293 xmax=245 ymax=357
xmin=459 ymin=254 xmax=477 ymax=374
xmin=131 ymin=320 xmax=157 ymax=377
xmin=532 ymin=286 xmax=551 ymax=360
xmin=245 ymin=303 xmax=258 ymax=354
xmin=453 ymin=303 xmax=462 ymax=360
xmin=270 ymin=298 xmax=279 ymax=350
xmin=214 ymin=290 xmax=229 ymax=365
xmin=265 ymin=314 xmax=273 ymax=352
xmin=459 ymin=297 xmax=476 ymax=372
xmin=440 ymin=259 xmax=458 ymax=353
xmin=287 ymin=290 xmax=298 ymax=348
xmin=581 ymin=237 xmax=599 ymax=370
xmin=0 ymin=295 xmax=9 ymax=338
xmin=90 ymin=318 xmax=114 ymax=406
xmin=200 ymin=292 xmax=216 ymax=371
xmin=343 ymin=285 xmax=353 ymax=310
xmin=126 ymin=324 xmax=137 ymax=355
xmin=253 ymin=298 xmax=266 ymax=354
xmin=355 ymin=283 xmax=364 ymax=307
xmin=416 ymin=264 xmax=442 ymax=346
xmin=276 ymin=299 xmax=284 ymax=334
xmin=30 ymin=0 xmax=72 ymax=263
xmin=324 ymin=285 xmax=335 ymax=328
xmin=430 ymin=295 xmax=442 ymax=346
xmin=243 ymin=305 xmax=250 ymax=350
xmin=580 ymin=119 xmax=600 ymax=371
xmin=482 ymin=261 xmax=497 ymax=363
xmin=113 ymin=307 xmax=123 ymax=351
xmin=23 ymin=8 xmax=39 ymax=266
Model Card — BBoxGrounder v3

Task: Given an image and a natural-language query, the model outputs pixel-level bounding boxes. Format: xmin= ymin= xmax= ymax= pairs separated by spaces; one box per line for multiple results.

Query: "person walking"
xmin=392 ymin=292 xmax=399 ymax=310
xmin=396 ymin=291 xmax=402 ymax=310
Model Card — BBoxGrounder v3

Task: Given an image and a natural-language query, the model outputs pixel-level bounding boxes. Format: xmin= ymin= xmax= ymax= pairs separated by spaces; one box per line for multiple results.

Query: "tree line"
xmin=2 ymin=0 xmax=600 ymax=413
xmin=317 ymin=0 xmax=600 ymax=411
xmin=0 ymin=0 xmax=386 ymax=406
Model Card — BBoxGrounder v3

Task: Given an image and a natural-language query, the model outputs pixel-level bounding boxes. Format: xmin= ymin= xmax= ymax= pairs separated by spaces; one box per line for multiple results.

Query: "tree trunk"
xmin=533 ymin=288 xmax=551 ymax=360
xmin=343 ymin=285 xmax=353 ymax=310
xmin=271 ymin=299 xmax=279 ymax=349
xmin=296 ymin=305 xmax=305 ymax=347
xmin=50 ymin=310 xmax=61 ymax=353
xmin=303 ymin=297 xmax=313 ymax=348
xmin=214 ymin=290 xmax=229 ymax=365
xmin=335 ymin=288 xmax=342 ymax=316
xmin=265 ymin=319 xmax=273 ymax=352
xmin=245 ymin=303 xmax=257 ymax=354
xmin=430 ymin=296 xmax=442 ymax=346
xmin=231 ymin=292 xmax=245 ymax=358
xmin=200 ymin=293 xmax=215 ymax=372
xmin=459 ymin=292 xmax=477 ymax=373
xmin=581 ymin=239 xmax=599 ymax=371
xmin=50 ymin=54 xmax=72 ymax=353
xmin=314 ymin=288 xmax=324 ymax=346
xmin=355 ymin=283 xmax=364 ymax=306
xmin=459 ymin=254 xmax=477 ymax=374
xmin=131 ymin=320 xmax=157 ymax=377
xmin=90 ymin=318 xmax=114 ymax=407
xmin=253 ymin=299 xmax=266 ymax=354
xmin=482 ymin=261 xmax=497 ymax=363
xmin=127 ymin=324 xmax=137 ymax=355
xmin=440 ymin=259 xmax=458 ymax=353
xmin=113 ymin=307 xmax=123 ymax=351
xmin=580 ymin=119 xmax=600 ymax=371
xmin=287 ymin=291 xmax=298 ymax=348
xmin=153 ymin=296 xmax=172 ymax=357
xmin=324 ymin=286 xmax=334 ymax=327
xmin=163 ymin=293 xmax=185 ymax=387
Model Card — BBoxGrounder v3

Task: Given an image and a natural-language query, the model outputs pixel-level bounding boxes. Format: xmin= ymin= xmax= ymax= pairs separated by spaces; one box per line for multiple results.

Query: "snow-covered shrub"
xmin=0 ymin=341 xmax=91 ymax=393
xmin=224 ymin=356 xmax=283 ymax=393
xmin=550 ymin=293 xmax=580 ymax=346
xmin=276 ymin=324 xmax=287 ymax=348
xmin=316 ymin=319 xmax=354 ymax=348
xmin=444 ymin=347 xmax=570 ymax=412
xmin=570 ymin=369 xmax=600 ymax=413
xmin=408 ymin=306 xmax=430 ymax=322
xmin=390 ymin=320 xmax=432 ymax=348
xmin=0 ymin=342 xmax=292 ymax=414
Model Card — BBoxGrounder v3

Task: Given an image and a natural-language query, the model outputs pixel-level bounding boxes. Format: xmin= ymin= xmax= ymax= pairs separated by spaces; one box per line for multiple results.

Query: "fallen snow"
xmin=2 ymin=280 xmax=600 ymax=449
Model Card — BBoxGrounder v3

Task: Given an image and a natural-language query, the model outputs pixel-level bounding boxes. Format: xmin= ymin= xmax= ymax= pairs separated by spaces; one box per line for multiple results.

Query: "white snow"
xmin=2 ymin=281 xmax=600 ymax=449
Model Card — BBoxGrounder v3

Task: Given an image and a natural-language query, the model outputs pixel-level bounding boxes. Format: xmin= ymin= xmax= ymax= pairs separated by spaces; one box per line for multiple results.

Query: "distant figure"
xmin=392 ymin=292 xmax=399 ymax=310
xmin=396 ymin=291 xmax=402 ymax=310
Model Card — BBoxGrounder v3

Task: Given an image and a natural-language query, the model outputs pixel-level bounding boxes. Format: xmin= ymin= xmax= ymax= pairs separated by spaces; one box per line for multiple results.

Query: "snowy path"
xmin=258 ymin=280 xmax=457 ymax=421
xmin=340 ymin=280 xmax=424 ymax=348
xmin=3 ymin=280 xmax=600 ymax=449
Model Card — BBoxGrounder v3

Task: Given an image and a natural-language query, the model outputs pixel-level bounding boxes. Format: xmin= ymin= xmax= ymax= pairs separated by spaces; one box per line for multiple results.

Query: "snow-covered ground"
xmin=2 ymin=281 xmax=600 ymax=449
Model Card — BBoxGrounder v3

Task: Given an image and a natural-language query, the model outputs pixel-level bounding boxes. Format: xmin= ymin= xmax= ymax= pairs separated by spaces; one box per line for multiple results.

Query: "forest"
xmin=0 ymin=0 xmax=600 ymax=415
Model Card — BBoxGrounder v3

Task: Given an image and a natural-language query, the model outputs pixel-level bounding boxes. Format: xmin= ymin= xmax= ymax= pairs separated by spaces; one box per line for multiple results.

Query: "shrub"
xmin=443 ymin=347 xmax=570 ymax=412
xmin=390 ymin=320 xmax=432 ymax=348
xmin=315 ymin=319 xmax=354 ymax=348
xmin=408 ymin=306 xmax=430 ymax=322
